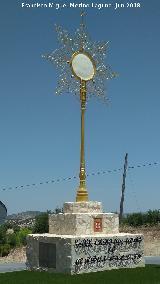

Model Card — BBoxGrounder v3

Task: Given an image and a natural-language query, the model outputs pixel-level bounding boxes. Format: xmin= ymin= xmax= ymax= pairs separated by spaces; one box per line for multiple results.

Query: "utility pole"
xmin=119 ymin=153 xmax=128 ymax=222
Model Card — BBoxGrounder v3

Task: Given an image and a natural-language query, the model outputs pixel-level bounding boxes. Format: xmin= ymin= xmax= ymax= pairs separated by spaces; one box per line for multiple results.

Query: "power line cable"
xmin=0 ymin=161 xmax=159 ymax=192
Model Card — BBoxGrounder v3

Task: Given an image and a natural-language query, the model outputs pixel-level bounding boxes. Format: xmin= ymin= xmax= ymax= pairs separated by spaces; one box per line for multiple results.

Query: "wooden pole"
xmin=119 ymin=153 xmax=128 ymax=222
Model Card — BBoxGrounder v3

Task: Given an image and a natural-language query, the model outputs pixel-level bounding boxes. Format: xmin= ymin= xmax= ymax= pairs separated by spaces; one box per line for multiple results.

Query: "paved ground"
xmin=0 ymin=262 xmax=26 ymax=273
xmin=145 ymin=256 xmax=160 ymax=265
xmin=0 ymin=257 xmax=159 ymax=273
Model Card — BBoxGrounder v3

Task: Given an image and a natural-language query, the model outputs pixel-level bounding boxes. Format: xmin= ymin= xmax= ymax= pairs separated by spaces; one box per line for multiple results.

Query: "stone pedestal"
xmin=26 ymin=201 xmax=145 ymax=274
xmin=49 ymin=202 xmax=119 ymax=235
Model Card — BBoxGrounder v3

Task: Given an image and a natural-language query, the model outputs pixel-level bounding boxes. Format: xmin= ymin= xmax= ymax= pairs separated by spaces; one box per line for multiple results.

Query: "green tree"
xmin=54 ymin=207 xmax=62 ymax=214
xmin=0 ymin=244 xmax=10 ymax=257
xmin=7 ymin=233 xmax=17 ymax=247
xmin=33 ymin=213 xmax=49 ymax=233
xmin=147 ymin=210 xmax=160 ymax=225
xmin=18 ymin=228 xmax=32 ymax=245
xmin=122 ymin=210 xmax=160 ymax=226
xmin=0 ymin=224 xmax=7 ymax=245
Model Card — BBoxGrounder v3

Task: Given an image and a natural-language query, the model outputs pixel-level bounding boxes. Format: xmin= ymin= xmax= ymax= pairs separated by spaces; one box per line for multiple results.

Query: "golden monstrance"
xmin=42 ymin=12 xmax=116 ymax=202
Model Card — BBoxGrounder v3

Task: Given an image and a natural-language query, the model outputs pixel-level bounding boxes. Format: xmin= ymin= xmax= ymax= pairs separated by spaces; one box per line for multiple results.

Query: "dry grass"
xmin=120 ymin=225 xmax=160 ymax=256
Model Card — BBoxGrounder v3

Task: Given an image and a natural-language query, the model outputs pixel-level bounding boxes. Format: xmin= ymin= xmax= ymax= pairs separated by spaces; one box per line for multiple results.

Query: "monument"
xmin=26 ymin=12 xmax=145 ymax=274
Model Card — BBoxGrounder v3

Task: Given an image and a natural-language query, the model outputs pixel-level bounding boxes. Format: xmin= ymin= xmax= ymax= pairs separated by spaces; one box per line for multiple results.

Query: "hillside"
xmin=120 ymin=225 xmax=160 ymax=256
xmin=6 ymin=211 xmax=45 ymax=228
xmin=7 ymin=211 xmax=43 ymax=220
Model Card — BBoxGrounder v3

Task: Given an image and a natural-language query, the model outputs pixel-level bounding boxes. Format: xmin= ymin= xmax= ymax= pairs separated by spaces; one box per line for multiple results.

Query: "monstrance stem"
xmin=76 ymin=80 xmax=89 ymax=202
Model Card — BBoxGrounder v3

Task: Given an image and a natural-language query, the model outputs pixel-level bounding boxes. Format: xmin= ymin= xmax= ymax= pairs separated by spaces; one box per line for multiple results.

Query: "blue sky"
xmin=0 ymin=0 xmax=160 ymax=214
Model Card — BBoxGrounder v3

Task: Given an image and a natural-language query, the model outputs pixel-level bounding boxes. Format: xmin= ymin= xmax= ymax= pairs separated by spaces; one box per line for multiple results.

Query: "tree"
xmin=18 ymin=228 xmax=32 ymax=245
xmin=33 ymin=213 xmax=49 ymax=233
xmin=0 ymin=224 xmax=7 ymax=245
xmin=7 ymin=233 xmax=17 ymax=247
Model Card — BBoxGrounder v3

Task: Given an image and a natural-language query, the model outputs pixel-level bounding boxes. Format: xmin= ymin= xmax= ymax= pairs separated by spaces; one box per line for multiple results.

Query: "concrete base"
xmin=26 ymin=202 xmax=145 ymax=274
xmin=26 ymin=233 xmax=145 ymax=274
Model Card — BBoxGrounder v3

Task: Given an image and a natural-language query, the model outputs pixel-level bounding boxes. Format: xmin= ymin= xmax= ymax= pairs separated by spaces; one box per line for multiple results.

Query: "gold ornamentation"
xmin=42 ymin=12 xmax=116 ymax=202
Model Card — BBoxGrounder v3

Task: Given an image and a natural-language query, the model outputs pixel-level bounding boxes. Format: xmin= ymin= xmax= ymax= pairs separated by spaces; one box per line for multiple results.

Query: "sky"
xmin=0 ymin=0 xmax=160 ymax=215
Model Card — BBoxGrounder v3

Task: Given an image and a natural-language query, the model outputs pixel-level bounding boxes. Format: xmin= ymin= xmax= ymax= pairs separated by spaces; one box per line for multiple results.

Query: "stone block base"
xmin=26 ymin=233 xmax=145 ymax=274
xmin=49 ymin=212 xmax=119 ymax=235
xmin=49 ymin=201 xmax=119 ymax=235
xmin=63 ymin=201 xmax=102 ymax=213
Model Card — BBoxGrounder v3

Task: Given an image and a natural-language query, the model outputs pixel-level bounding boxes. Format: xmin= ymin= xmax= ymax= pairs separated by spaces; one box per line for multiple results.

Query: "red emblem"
xmin=94 ymin=218 xmax=102 ymax=232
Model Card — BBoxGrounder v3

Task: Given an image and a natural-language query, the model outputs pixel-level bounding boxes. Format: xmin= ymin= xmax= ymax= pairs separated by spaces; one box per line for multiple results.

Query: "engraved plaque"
xmin=39 ymin=242 xmax=56 ymax=268
xmin=94 ymin=218 xmax=102 ymax=232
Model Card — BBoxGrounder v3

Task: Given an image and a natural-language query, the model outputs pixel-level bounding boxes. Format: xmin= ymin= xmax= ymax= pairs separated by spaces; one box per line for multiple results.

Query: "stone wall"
xmin=26 ymin=233 xmax=145 ymax=274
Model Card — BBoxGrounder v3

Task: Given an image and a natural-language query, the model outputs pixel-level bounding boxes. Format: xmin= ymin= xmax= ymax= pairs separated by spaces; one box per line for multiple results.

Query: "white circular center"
xmin=71 ymin=53 xmax=95 ymax=81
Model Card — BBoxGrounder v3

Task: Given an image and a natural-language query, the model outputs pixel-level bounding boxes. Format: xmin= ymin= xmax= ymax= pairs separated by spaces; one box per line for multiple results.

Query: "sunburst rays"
xmin=42 ymin=13 xmax=116 ymax=102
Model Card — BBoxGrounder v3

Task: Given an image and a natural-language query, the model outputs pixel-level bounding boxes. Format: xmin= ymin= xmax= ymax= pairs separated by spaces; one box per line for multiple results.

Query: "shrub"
xmin=7 ymin=232 xmax=17 ymax=247
xmin=33 ymin=213 xmax=49 ymax=233
xmin=54 ymin=207 xmax=62 ymax=214
xmin=147 ymin=210 xmax=160 ymax=225
xmin=0 ymin=224 xmax=7 ymax=245
xmin=121 ymin=210 xmax=160 ymax=227
xmin=0 ymin=244 xmax=10 ymax=257
xmin=17 ymin=228 xmax=32 ymax=246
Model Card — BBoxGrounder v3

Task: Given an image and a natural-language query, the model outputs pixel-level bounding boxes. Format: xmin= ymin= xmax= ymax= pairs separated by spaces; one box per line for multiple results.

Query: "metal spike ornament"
xmin=42 ymin=12 xmax=116 ymax=202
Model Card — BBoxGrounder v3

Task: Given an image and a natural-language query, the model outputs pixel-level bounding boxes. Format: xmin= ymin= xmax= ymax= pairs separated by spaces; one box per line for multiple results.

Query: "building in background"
xmin=0 ymin=201 xmax=7 ymax=225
